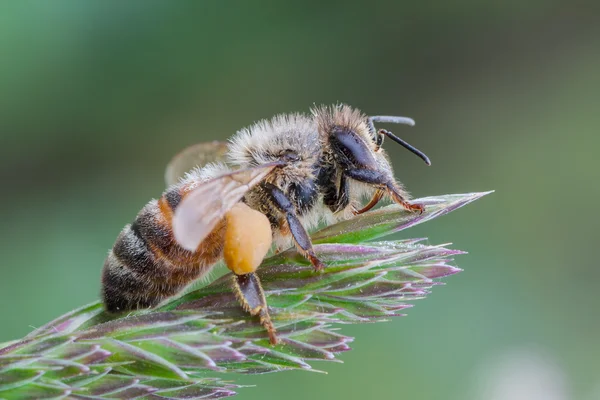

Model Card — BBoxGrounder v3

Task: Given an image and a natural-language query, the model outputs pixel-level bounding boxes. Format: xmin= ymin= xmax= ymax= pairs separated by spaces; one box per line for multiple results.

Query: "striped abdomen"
xmin=101 ymin=182 xmax=225 ymax=312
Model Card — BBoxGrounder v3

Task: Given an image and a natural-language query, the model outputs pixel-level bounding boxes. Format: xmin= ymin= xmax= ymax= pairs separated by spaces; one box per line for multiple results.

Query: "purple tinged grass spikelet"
xmin=0 ymin=191 xmax=492 ymax=399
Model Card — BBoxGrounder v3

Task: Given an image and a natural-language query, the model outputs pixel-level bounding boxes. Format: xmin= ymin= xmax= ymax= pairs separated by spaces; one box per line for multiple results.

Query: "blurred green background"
xmin=1 ymin=1 xmax=598 ymax=399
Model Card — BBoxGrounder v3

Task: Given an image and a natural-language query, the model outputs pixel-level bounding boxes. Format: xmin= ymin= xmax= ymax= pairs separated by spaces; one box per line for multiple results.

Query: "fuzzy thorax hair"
xmin=227 ymin=113 xmax=320 ymax=167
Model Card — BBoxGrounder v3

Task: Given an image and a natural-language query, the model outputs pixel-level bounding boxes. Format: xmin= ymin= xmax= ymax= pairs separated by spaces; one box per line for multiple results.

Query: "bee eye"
xmin=375 ymin=134 xmax=384 ymax=148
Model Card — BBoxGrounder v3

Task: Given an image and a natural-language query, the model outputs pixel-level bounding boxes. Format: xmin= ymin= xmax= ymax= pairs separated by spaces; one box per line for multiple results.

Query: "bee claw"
xmin=314 ymin=262 xmax=325 ymax=273
xmin=268 ymin=330 xmax=280 ymax=345
xmin=407 ymin=203 xmax=425 ymax=214
xmin=308 ymin=255 xmax=325 ymax=272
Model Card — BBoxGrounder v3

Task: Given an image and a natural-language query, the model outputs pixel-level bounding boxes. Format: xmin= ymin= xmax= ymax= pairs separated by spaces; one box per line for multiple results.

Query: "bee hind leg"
xmin=232 ymin=272 xmax=278 ymax=345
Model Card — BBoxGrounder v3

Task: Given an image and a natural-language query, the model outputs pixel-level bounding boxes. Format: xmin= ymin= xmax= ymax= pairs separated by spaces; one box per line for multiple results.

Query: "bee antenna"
xmin=370 ymin=115 xmax=415 ymax=127
xmin=369 ymin=115 xmax=430 ymax=166
xmin=380 ymin=129 xmax=431 ymax=166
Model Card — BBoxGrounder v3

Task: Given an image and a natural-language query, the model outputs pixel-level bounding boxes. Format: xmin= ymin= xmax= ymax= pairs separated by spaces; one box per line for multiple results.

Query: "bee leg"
xmin=322 ymin=175 xmax=350 ymax=213
xmin=232 ymin=272 xmax=278 ymax=345
xmin=261 ymin=183 xmax=325 ymax=271
xmin=353 ymin=189 xmax=385 ymax=215
xmin=345 ymin=169 xmax=424 ymax=214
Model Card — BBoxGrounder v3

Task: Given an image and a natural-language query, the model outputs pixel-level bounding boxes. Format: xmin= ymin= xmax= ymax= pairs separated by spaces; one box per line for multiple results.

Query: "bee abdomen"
xmin=102 ymin=220 xmax=186 ymax=312
xmin=102 ymin=184 xmax=224 ymax=313
xmin=102 ymin=250 xmax=166 ymax=312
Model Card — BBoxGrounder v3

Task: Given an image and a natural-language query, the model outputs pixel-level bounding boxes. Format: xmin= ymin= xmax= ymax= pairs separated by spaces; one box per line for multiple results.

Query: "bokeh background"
xmin=1 ymin=1 xmax=598 ymax=399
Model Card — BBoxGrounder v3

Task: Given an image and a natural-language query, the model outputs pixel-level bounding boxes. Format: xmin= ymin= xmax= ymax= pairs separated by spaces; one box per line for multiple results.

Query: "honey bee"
xmin=101 ymin=104 xmax=431 ymax=344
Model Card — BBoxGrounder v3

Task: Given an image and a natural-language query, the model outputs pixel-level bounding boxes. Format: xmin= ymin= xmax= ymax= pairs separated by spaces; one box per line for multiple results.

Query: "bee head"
xmin=314 ymin=104 xmax=431 ymax=167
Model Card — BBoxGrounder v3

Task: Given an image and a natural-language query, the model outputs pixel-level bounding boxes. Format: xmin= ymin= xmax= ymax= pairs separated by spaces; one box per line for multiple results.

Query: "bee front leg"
xmin=353 ymin=189 xmax=384 ymax=215
xmin=322 ymin=169 xmax=351 ymax=214
xmin=232 ymin=272 xmax=278 ymax=345
xmin=261 ymin=183 xmax=325 ymax=271
xmin=345 ymin=169 xmax=424 ymax=214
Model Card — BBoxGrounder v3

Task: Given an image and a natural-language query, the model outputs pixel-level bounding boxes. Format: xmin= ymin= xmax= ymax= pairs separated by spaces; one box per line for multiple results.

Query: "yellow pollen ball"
xmin=223 ymin=203 xmax=273 ymax=275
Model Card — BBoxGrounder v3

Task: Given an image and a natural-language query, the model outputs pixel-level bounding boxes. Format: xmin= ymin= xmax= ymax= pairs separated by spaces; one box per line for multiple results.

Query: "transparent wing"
xmin=165 ymin=141 xmax=230 ymax=187
xmin=173 ymin=163 xmax=279 ymax=251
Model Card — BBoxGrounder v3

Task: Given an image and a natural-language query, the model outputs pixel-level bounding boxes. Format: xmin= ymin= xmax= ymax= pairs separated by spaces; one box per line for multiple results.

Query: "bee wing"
xmin=173 ymin=163 xmax=278 ymax=251
xmin=165 ymin=141 xmax=230 ymax=187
